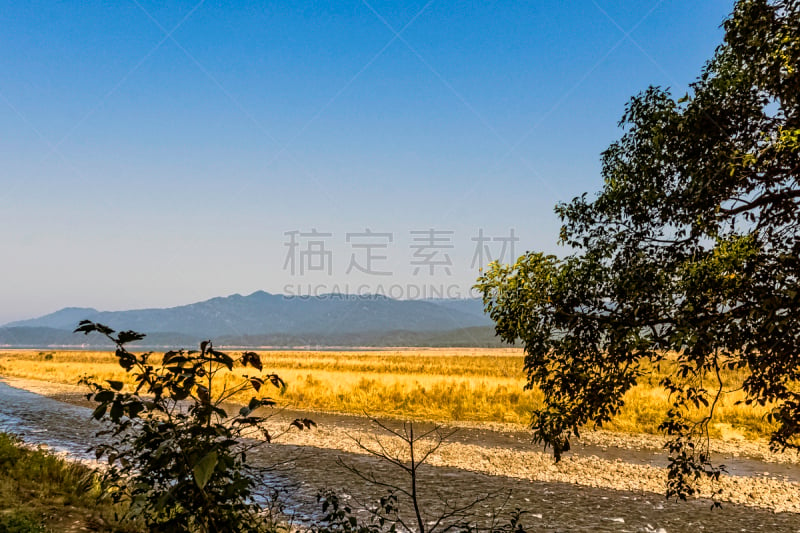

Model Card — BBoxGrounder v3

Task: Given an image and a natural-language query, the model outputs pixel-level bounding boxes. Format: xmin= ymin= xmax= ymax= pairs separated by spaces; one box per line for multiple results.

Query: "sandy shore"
xmin=3 ymin=376 xmax=799 ymax=513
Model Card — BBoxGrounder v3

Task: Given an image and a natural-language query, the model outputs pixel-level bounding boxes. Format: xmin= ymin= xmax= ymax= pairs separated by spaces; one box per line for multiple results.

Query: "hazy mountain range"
xmin=0 ymin=292 xmax=501 ymax=348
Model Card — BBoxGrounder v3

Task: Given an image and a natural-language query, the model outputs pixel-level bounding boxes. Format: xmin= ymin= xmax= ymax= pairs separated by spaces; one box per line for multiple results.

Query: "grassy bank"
xmin=0 ymin=432 xmax=135 ymax=532
xmin=0 ymin=349 xmax=774 ymax=441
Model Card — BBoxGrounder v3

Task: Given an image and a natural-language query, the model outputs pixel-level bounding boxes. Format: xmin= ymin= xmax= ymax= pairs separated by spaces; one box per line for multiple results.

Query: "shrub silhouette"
xmin=76 ymin=320 xmax=314 ymax=533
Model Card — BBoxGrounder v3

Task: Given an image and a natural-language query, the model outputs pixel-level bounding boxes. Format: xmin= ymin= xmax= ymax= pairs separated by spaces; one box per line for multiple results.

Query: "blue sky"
xmin=0 ymin=0 xmax=733 ymax=323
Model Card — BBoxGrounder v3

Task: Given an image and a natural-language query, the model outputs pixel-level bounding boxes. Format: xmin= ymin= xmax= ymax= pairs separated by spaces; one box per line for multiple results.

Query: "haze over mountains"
xmin=0 ymin=292 xmax=499 ymax=348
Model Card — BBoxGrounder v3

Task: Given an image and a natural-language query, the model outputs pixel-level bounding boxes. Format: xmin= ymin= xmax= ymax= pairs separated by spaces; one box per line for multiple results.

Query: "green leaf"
xmin=73 ymin=320 xmax=114 ymax=336
xmin=193 ymin=451 xmax=218 ymax=490
xmin=91 ymin=403 xmax=107 ymax=420
xmin=210 ymin=350 xmax=234 ymax=370
xmin=109 ymin=401 xmax=123 ymax=421
xmin=107 ymin=380 xmax=124 ymax=391
xmin=117 ymin=330 xmax=146 ymax=345
xmin=162 ymin=351 xmax=187 ymax=365
xmin=94 ymin=390 xmax=115 ymax=402
xmin=241 ymin=351 xmax=263 ymax=371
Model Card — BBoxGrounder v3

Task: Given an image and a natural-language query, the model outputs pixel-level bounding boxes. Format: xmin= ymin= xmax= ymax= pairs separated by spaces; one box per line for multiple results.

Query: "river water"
xmin=1 ymin=381 xmax=798 ymax=532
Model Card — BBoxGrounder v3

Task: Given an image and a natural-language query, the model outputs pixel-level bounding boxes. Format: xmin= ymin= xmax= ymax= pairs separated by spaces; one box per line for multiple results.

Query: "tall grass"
xmin=0 ymin=349 xmax=775 ymax=440
xmin=0 ymin=431 xmax=137 ymax=532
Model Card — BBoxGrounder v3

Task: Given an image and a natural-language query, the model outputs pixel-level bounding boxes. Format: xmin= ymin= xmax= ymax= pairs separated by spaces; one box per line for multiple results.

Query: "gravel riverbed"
xmin=3 ymin=376 xmax=800 ymax=530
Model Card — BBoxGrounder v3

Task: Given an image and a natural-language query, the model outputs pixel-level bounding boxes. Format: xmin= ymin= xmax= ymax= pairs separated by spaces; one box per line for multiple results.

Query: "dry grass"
xmin=0 ymin=348 xmax=775 ymax=441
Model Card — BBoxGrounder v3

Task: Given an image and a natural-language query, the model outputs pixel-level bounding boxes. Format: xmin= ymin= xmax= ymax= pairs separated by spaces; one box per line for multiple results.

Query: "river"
xmin=1 ymin=381 xmax=798 ymax=532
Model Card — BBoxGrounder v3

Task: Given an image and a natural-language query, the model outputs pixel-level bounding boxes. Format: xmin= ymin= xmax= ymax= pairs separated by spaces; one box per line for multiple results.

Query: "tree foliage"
xmin=476 ymin=0 xmax=800 ymax=500
xmin=76 ymin=320 xmax=314 ymax=532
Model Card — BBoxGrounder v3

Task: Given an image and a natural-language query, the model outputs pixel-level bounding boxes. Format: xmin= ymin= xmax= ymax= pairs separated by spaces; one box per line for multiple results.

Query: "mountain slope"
xmin=4 ymin=292 xmax=490 ymax=339
xmin=5 ymin=307 xmax=100 ymax=331
xmin=422 ymin=298 xmax=490 ymax=322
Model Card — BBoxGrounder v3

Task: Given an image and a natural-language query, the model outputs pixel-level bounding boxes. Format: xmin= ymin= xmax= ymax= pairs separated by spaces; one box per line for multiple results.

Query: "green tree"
xmin=76 ymin=320 xmax=314 ymax=532
xmin=476 ymin=0 xmax=799 ymax=500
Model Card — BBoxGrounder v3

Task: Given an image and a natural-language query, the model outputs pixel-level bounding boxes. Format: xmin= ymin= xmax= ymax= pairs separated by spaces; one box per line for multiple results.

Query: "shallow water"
xmin=1 ymin=381 xmax=799 ymax=531
xmin=0 ymin=381 xmax=103 ymax=459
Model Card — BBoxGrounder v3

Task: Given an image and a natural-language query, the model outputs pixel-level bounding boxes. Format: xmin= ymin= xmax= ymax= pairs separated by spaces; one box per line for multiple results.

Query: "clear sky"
xmin=0 ymin=0 xmax=733 ymax=323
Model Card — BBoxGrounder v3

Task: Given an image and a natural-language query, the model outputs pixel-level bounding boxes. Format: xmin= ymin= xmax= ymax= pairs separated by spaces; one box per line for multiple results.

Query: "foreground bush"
xmin=76 ymin=321 xmax=313 ymax=533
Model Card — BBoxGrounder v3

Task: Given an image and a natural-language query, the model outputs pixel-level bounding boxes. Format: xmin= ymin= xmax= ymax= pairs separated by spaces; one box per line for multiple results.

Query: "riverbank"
xmin=0 ymin=431 xmax=132 ymax=532
xmin=4 ymin=376 xmax=800 ymax=515
xmin=2 ymin=377 xmax=800 ymax=531
xmin=4 ymin=375 xmax=796 ymax=465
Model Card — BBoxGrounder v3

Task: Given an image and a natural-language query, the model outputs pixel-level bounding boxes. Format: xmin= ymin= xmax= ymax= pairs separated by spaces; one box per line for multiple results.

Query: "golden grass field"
xmin=0 ymin=348 xmax=775 ymax=441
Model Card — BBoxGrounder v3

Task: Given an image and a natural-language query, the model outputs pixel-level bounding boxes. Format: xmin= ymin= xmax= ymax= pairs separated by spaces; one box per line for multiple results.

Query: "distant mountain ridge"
xmin=1 ymin=292 xmax=494 ymax=348
xmin=8 ymin=307 xmax=101 ymax=330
